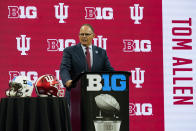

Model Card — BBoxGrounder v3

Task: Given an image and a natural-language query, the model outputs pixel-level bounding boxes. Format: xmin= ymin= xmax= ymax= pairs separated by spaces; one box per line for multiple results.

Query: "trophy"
xmin=94 ymin=94 xmax=121 ymax=131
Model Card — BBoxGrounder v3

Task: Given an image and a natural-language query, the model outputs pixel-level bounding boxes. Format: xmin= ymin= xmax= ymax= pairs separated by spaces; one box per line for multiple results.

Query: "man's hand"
xmin=65 ymin=80 xmax=72 ymax=88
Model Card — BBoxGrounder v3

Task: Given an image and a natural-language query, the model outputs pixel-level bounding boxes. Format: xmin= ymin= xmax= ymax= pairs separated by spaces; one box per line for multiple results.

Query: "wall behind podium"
xmin=0 ymin=0 xmax=196 ymax=131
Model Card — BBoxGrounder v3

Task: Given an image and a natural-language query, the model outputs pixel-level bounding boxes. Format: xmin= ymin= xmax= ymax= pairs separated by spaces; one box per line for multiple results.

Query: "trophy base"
xmin=94 ymin=120 xmax=121 ymax=131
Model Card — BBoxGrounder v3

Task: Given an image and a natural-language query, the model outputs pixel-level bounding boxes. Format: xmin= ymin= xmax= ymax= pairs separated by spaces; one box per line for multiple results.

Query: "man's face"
xmin=79 ymin=25 xmax=95 ymax=47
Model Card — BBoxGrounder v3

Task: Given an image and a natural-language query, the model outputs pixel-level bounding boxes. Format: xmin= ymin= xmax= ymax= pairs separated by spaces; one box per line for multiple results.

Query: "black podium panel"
xmin=0 ymin=97 xmax=71 ymax=131
xmin=80 ymin=71 xmax=130 ymax=131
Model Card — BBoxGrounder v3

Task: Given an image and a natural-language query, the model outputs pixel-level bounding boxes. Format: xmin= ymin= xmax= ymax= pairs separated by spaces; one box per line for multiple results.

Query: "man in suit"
xmin=60 ymin=24 xmax=114 ymax=105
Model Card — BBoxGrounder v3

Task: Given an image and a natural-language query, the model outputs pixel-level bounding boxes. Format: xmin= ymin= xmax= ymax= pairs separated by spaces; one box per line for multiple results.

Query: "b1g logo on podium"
xmin=85 ymin=7 xmax=113 ymax=20
xmin=8 ymin=6 xmax=37 ymax=19
xmin=54 ymin=3 xmax=69 ymax=23
xmin=123 ymin=40 xmax=151 ymax=52
xmin=87 ymin=74 xmax=127 ymax=91
xmin=16 ymin=35 xmax=31 ymax=55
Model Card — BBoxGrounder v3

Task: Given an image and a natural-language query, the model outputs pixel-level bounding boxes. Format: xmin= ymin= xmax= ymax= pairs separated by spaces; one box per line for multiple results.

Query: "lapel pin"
xmin=95 ymin=50 xmax=98 ymax=54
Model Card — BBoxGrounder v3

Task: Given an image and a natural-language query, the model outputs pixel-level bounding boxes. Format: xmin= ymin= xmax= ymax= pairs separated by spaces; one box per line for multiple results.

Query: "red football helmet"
xmin=35 ymin=74 xmax=65 ymax=97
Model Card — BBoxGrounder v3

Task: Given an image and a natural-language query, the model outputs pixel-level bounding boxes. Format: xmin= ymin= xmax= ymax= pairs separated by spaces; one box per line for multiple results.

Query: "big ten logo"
xmin=47 ymin=39 xmax=76 ymax=51
xmin=86 ymin=74 xmax=127 ymax=91
xmin=93 ymin=35 xmax=107 ymax=50
xmin=123 ymin=40 xmax=151 ymax=52
xmin=47 ymin=36 xmax=107 ymax=51
xmin=129 ymin=4 xmax=144 ymax=24
xmin=54 ymin=3 xmax=69 ymax=23
xmin=129 ymin=103 xmax=152 ymax=116
xmin=16 ymin=35 xmax=31 ymax=55
xmin=85 ymin=7 xmax=113 ymax=20
xmin=9 ymin=71 xmax=38 ymax=83
xmin=8 ymin=6 xmax=37 ymax=19
xmin=131 ymin=68 xmax=145 ymax=88
xmin=9 ymin=70 xmax=62 ymax=85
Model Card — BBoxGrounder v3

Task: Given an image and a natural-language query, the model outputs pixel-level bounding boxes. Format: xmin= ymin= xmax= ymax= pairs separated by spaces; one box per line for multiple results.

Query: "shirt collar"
xmin=81 ymin=44 xmax=92 ymax=50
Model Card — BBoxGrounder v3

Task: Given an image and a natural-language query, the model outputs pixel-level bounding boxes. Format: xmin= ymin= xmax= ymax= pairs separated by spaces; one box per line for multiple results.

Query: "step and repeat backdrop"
xmin=0 ymin=0 xmax=195 ymax=131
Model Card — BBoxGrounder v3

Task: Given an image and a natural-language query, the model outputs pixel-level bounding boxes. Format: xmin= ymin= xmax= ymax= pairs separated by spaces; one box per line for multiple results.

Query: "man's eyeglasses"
xmin=79 ymin=33 xmax=93 ymax=37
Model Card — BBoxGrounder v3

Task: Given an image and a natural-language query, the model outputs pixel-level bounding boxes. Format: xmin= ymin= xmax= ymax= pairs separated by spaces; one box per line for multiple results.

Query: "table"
xmin=0 ymin=97 xmax=71 ymax=131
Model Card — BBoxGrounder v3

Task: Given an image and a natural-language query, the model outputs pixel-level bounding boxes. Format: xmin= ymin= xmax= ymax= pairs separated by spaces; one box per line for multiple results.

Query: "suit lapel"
xmin=76 ymin=44 xmax=87 ymax=70
xmin=92 ymin=45 xmax=97 ymax=71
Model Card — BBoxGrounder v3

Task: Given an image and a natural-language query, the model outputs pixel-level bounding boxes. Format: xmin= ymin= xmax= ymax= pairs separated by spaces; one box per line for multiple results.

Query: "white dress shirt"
xmin=81 ymin=44 xmax=93 ymax=67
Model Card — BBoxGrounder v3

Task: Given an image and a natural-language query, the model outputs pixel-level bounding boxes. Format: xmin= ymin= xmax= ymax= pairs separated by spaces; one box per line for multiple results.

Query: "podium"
xmin=70 ymin=71 xmax=130 ymax=131
xmin=0 ymin=97 xmax=71 ymax=131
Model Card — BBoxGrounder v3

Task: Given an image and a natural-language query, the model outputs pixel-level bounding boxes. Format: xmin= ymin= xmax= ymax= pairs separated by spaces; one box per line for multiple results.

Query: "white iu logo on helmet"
xmin=131 ymin=68 xmax=145 ymax=88
xmin=129 ymin=4 xmax=144 ymax=24
xmin=45 ymin=75 xmax=54 ymax=83
xmin=16 ymin=35 xmax=31 ymax=55
xmin=54 ymin=3 xmax=69 ymax=23
xmin=45 ymin=75 xmax=56 ymax=87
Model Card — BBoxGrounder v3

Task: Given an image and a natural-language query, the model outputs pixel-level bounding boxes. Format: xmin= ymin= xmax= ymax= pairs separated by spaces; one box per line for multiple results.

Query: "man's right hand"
xmin=65 ymin=80 xmax=72 ymax=88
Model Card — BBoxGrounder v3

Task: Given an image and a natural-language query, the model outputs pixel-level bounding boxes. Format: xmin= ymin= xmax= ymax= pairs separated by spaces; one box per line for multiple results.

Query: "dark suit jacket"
xmin=60 ymin=43 xmax=114 ymax=104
